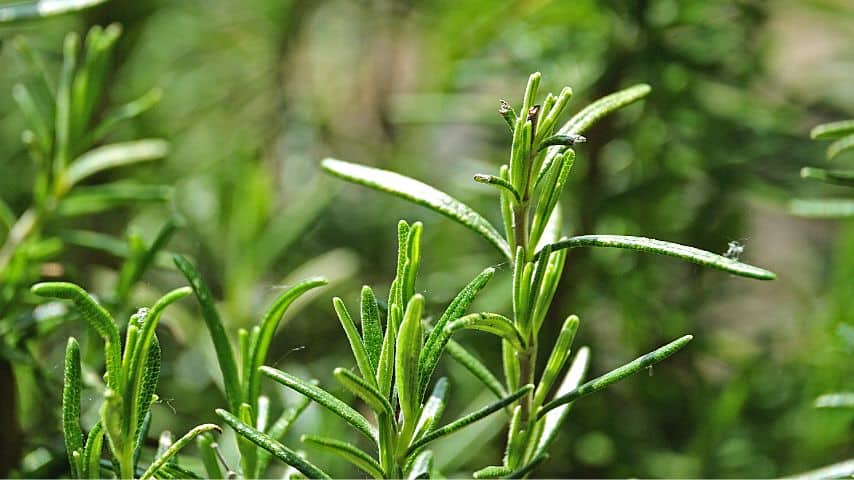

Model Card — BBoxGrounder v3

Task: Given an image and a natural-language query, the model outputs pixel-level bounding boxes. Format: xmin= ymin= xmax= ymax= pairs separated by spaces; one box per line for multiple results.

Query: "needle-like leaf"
xmin=810 ymin=120 xmax=854 ymax=140
xmin=560 ymin=84 xmax=651 ymax=136
xmin=419 ymin=267 xmax=495 ymax=397
xmin=245 ymin=277 xmax=327 ymax=402
xmin=445 ymin=313 xmax=526 ymax=351
xmin=538 ymin=335 xmax=693 ymax=418
xmin=445 ymin=340 xmax=507 ymax=399
xmin=301 ymin=435 xmax=384 ymax=479
xmin=534 ymin=347 xmax=589 ymax=458
xmin=217 ymin=409 xmax=331 ymax=479
xmin=64 ymin=140 xmax=170 ymax=189
xmin=63 ymin=338 xmax=83 ymax=479
xmin=800 ymin=167 xmax=854 ymax=187
xmin=413 ymin=377 xmax=449 ymax=442
xmin=537 ymin=235 xmax=776 ymax=280
xmin=361 ymin=286 xmax=383 ymax=372
xmin=333 ymin=367 xmax=393 ymax=416
xmin=406 ymin=385 xmax=533 ymax=456
xmin=260 ymin=366 xmax=377 ymax=442
xmin=397 ymin=295 xmax=425 ymax=444
xmin=322 ymin=159 xmax=511 ymax=259
xmin=333 ymin=297 xmax=378 ymax=386
xmin=32 ymin=282 xmax=121 ymax=389
xmin=173 ymin=255 xmax=242 ymax=412
xmin=140 ymin=424 xmax=221 ymax=480
xmin=0 ymin=0 xmax=109 ymax=23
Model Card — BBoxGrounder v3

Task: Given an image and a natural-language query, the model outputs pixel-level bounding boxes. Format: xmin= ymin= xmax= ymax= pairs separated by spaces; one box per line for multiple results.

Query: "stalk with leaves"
xmin=323 ymin=72 xmax=776 ymax=476
xmin=219 ymin=220 xmax=535 ymax=478
xmin=31 ymin=282 xmax=218 ymax=479
xmin=172 ymin=255 xmax=328 ymax=479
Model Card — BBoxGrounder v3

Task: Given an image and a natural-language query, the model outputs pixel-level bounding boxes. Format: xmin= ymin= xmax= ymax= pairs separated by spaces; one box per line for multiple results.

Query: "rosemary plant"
xmin=322 ymin=72 xmax=776 ymax=476
xmin=218 ymin=220 xmax=535 ymax=479
xmin=173 ymin=255 xmax=327 ymax=479
xmin=31 ymin=281 xmax=217 ymax=479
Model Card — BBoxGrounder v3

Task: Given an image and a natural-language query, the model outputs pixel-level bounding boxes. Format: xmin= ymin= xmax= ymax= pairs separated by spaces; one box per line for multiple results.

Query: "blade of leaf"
xmin=333 ymin=297 xmax=378 ymax=386
xmin=301 ymin=435 xmax=383 ymax=479
xmin=260 ymin=366 xmax=377 ymax=442
xmin=790 ymin=199 xmax=854 ymax=218
xmin=537 ymin=235 xmax=776 ymax=280
xmin=322 ymin=159 xmax=511 ymax=259
xmin=445 ymin=340 xmax=507 ymax=399
xmin=560 ymin=84 xmax=651 ymax=136
xmin=216 ymin=409 xmax=331 ymax=479
xmin=810 ymin=120 xmax=854 ymax=140
xmin=63 ymin=338 xmax=84 ymax=479
xmin=360 ymin=286 xmax=383 ymax=372
xmin=58 ymin=183 xmax=172 ymax=216
xmin=534 ymin=346 xmax=589 ymax=457
xmin=419 ymin=267 xmax=496 ymax=397
xmin=538 ymin=335 xmax=693 ymax=418
xmin=32 ymin=283 xmax=121 ymax=390
xmin=139 ymin=424 xmax=221 ymax=480
xmin=0 ymin=0 xmax=109 ymax=23
xmin=446 ymin=312 xmax=526 ymax=351
xmin=333 ymin=367 xmax=393 ymax=416
xmin=245 ymin=277 xmax=327 ymax=403
xmin=257 ymin=396 xmax=312 ymax=475
xmin=406 ymin=385 xmax=533 ymax=456
xmin=173 ymin=254 xmax=242 ymax=412
xmin=800 ymin=167 xmax=854 ymax=187
xmin=64 ymin=139 xmax=169 ymax=189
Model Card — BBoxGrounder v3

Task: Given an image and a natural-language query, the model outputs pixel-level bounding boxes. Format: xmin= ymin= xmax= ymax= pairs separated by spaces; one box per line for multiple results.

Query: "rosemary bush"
xmin=322 ymin=73 xmax=776 ymax=476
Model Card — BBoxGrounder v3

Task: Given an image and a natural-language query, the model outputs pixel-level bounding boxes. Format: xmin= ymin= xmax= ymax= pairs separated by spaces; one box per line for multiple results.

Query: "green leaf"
xmin=810 ymin=119 xmax=854 ymax=140
xmin=560 ymin=84 xmax=651 ymax=136
xmin=135 ymin=339 xmax=161 ymax=448
xmin=301 ymin=435 xmax=383 ymax=479
xmin=257 ymin=396 xmax=312 ymax=475
xmin=446 ymin=312 xmax=526 ymax=351
xmin=800 ymin=167 xmax=854 ymax=187
xmin=260 ymin=366 xmax=377 ymax=442
xmin=217 ymin=409 xmax=331 ymax=479
xmin=82 ymin=422 xmax=105 ymax=479
xmin=173 ymin=255 xmax=242 ymax=412
xmin=12 ymin=83 xmax=52 ymax=153
xmin=538 ymin=335 xmax=693 ymax=418
xmin=474 ymin=465 xmax=512 ymax=479
xmin=333 ymin=297 xmax=378 ymax=386
xmin=406 ymin=450 xmax=434 ymax=480
xmin=116 ymin=219 xmax=179 ymax=300
xmin=58 ymin=183 xmax=172 ymax=216
xmin=419 ymin=267 xmax=496 ymax=397
xmin=538 ymin=235 xmax=776 ymax=280
xmin=445 ymin=340 xmax=507 ymax=399
xmin=245 ymin=277 xmax=327 ymax=403
xmin=140 ymin=424 xmax=221 ymax=480
xmin=827 ymin=134 xmax=854 ymax=159
xmin=54 ymin=33 xmax=78 ymax=181
xmin=534 ymin=347 xmax=589 ymax=458
xmin=360 ymin=286 xmax=383 ymax=372
xmin=473 ymin=174 xmax=521 ymax=203
xmin=790 ymin=199 xmax=854 ymax=218
xmin=124 ymin=288 xmax=191 ymax=451
xmin=376 ymin=304 xmax=399 ymax=399
xmin=322 ymin=158 xmax=511 ymax=259
xmin=196 ymin=433 xmax=223 ymax=480
xmin=413 ymin=377 xmax=449 ymax=442
xmin=786 ymin=459 xmax=854 ymax=480
xmin=31 ymin=282 xmax=121 ymax=389
xmin=85 ymin=88 xmax=162 ymax=148
xmin=64 ymin=139 xmax=169 ymax=189
xmin=396 ymin=294 xmax=425 ymax=445
xmin=406 ymin=385 xmax=533 ymax=456
xmin=63 ymin=338 xmax=84 ymax=479
xmin=0 ymin=0 xmax=109 ymax=23
xmin=532 ymin=315 xmax=579 ymax=410
xmin=333 ymin=367 xmax=393 ymax=416
xmin=815 ymin=393 xmax=854 ymax=409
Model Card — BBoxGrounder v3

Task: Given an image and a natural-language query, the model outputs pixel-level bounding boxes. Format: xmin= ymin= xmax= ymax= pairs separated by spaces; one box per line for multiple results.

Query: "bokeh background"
xmin=1 ymin=0 xmax=852 ymax=477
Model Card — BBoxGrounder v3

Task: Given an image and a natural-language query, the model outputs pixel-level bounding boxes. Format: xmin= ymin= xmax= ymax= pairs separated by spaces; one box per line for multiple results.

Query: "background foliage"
xmin=1 ymin=0 xmax=852 ymax=477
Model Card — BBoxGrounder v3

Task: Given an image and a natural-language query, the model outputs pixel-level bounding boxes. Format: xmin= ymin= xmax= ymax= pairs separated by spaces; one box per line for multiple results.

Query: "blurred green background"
xmin=1 ymin=0 xmax=852 ymax=477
